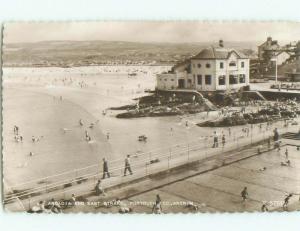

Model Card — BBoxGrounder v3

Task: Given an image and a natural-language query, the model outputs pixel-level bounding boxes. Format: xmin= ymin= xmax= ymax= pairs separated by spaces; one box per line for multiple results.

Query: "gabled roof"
xmin=277 ymin=50 xmax=292 ymax=56
xmin=172 ymin=58 xmax=191 ymax=69
xmin=191 ymin=46 xmax=248 ymax=60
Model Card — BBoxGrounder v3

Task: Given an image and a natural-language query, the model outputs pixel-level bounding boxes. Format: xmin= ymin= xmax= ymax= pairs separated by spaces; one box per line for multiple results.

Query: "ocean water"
xmin=2 ymin=65 xmax=221 ymax=190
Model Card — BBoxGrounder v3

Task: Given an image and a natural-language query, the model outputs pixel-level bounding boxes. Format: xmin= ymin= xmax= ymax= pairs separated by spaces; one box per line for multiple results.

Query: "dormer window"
xmin=229 ymin=61 xmax=236 ymax=67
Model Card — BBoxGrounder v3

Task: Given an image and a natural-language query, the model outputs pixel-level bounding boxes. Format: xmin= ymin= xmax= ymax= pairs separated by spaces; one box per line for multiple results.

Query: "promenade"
xmin=64 ymin=138 xmax=300 ymax=213
xmin=4 ymin=120 xmax=298 ymax=212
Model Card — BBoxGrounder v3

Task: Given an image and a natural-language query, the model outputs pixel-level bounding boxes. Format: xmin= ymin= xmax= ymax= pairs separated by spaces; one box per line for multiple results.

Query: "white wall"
xmin=276 ymin=52 xmax=291 ymax=65
xmin=191 ymin=59 xmax=216 ymax=91
xmin=215 ymin=56 xmax=250 ymax=91
xmin=157 ymin=56 xmax=249 ymax=92
xmin=156 ymin=73 xmax=177 ymax=90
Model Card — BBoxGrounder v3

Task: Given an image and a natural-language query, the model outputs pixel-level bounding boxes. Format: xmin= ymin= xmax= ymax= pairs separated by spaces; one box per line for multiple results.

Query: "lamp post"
xmin=271 ymin=57 xmax=278 ymax=84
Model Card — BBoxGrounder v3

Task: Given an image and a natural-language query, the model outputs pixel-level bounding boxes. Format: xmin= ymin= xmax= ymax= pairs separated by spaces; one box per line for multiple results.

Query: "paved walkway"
xmin=60 ymin=137 xmax=300 ymax=213
xmin=4 ymin=121 xmax=298 ymax=212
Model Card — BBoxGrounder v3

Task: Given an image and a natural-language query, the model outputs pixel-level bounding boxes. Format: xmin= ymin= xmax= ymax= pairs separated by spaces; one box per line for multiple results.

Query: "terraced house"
xmin=156 ymin=41 xmax=250 ymax=92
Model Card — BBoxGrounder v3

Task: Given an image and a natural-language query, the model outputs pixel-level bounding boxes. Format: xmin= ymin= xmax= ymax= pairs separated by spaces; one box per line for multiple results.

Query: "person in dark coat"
xmin=102 ymin=158 xmax=110 ymax=179
xmin=273 ymin=128 xmax=279 ymax=141
xmin=241 ymin=187 xmax=248 ymax=202
xmin=152 ymin=194 xmax=162 ymax=214
xmin=124 ymin=155 xmax=133 ymax=176
xmin=283 ymin=193 xmax=293 ymax=208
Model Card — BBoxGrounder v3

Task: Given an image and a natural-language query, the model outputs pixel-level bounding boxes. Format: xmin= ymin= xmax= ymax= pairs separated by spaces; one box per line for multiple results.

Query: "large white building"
xmin=156 ymin=42 xmax=250 ymax=92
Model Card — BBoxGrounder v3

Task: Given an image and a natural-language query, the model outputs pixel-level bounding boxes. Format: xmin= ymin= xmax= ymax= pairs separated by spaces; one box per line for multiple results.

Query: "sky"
xmin=3 ymin=21 xmax=300 ymax=44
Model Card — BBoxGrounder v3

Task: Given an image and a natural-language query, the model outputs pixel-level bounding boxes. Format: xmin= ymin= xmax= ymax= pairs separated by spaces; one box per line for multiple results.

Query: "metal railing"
xmin=4 ymin=120 xmax=293 ymax=211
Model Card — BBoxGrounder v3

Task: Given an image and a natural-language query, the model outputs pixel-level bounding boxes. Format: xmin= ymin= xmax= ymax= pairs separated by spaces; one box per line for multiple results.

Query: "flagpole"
xmin=275 ymin=57 xmax=278 ymax=84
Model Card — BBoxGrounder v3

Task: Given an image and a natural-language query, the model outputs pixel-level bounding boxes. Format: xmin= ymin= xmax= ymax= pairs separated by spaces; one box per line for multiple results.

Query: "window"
xmin=187 ymin=64 xmax=192 ymax=73
xmin=171 ymin=79 xmax=174 ymax=81
xmin=197 ymin=75 xmax=202 ymax=85
xmin=164 ymin=79 xmax=167 ymax=81
xmin=205 ymin=75 xmax=212 ymax=85
xmin=220 ymin=62 xmax=224 ymax=69
xmin=241 ymin=61 xmax=245 ymax=68
xmin=197 ymin=63 xmax=201 ymax=68
xmin=218 ymin=75 xmax=225 ymax=85
xmin=206 ymin=63 xmax=211 ymax=68
xmin=229 ymin=61 xmax=236 ymax=67
xmin=239 ymin=74 xmax=245 ymax=83
xmin=188 ymin=79 xmax=192 ymax=83
xmin=229 ymin=75 xmax=238 ymax=84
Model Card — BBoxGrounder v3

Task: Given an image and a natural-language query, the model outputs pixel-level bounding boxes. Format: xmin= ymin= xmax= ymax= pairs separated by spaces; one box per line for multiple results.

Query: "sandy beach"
xmin=2 ymin=65 xmax=282 ymax=192
xmin=2 ymin=65 xmax=218 ymax=188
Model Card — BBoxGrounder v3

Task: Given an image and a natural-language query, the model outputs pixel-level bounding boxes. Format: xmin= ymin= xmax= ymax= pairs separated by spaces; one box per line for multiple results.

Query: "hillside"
xmin=2 ymin=40 xmax=258 ymax=67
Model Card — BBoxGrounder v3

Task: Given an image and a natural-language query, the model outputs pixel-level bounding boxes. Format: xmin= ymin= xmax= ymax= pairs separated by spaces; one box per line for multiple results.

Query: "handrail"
xmin=8 ymin=134 xmax=216 ymax=189
xmin=5 ymin=140 xmax=209 ymax=200
xmin=4 ymin=128 xmax=276 ymax=203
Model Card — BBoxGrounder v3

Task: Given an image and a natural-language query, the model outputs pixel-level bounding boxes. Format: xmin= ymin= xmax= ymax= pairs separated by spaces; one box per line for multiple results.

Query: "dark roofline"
xmin=191 ymin=46 xmax=248 ymax=60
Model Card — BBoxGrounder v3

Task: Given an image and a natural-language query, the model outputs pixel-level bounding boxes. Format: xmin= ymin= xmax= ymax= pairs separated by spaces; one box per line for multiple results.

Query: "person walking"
xmin=273 ymin=128 xmax=281 ymax=151
xmin=124 ymin=155 xmax=133 ymax=176
xmin=241 ymin=187 xmax=248 ymax=202
xmin=283 ymin=193 xmax=293 ymax=208
xmin=152 ymin=194 xmax=162 ymax=214
xmin=261 ymin=203 xmax=269 ymax=212
xmin=273 ymin=128 xmax=279 ymax=141
xmin=102 ymin=158 xmax=110 ymax=179
xmin=213 ymin=131 xmax=218 ymax=148
xmin=285 ymin=148 xmax=289 ymax=159
xmin=222 ymin=134 xmax=226 ymax=147
xmin=95 ymin=180 xmax=105 ymax=196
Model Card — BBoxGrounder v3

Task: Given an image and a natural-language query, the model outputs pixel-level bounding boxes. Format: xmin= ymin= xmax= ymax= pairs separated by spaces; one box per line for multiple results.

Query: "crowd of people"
xmin=17 ymin=86 xmax=299 ymax=214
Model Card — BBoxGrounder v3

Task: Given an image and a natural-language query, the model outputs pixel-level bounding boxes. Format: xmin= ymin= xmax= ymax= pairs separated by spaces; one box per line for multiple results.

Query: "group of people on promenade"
xmin=100 ymin=154 xmax=134 ymax=180
xmin=240 ymin=186 xmax=298 ymax=212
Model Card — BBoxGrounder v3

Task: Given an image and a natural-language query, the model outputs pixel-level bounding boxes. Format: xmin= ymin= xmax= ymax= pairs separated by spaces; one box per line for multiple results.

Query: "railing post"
xmin=28 ymin=196 xmax=31 ymax=210
xmin=205 ymin=138 xmax=208 ymax=158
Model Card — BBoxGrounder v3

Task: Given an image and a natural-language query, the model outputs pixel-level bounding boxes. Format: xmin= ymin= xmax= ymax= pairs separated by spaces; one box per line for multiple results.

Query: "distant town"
xmin=3 ymin=38 xmax=299 ymax=84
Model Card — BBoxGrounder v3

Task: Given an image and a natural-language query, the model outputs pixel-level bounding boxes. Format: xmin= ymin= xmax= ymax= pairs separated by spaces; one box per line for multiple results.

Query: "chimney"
xmin=267 ymin=37 xmax=272 ymax=46
xmin=219 ymin=39 xmax=224 ymax=48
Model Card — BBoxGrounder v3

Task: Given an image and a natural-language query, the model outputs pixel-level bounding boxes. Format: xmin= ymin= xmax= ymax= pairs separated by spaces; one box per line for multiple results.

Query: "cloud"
xmin=4 ymin=21 xmax=300 ymax=44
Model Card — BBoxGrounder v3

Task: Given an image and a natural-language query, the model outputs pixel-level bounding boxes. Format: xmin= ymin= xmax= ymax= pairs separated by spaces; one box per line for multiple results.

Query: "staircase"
xmin=161 ymin=89 xmax=217 ymax=110
xmin=243 ymin=91 xmax=267 ymax=101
